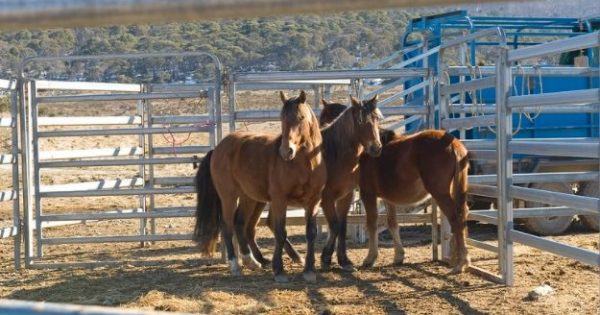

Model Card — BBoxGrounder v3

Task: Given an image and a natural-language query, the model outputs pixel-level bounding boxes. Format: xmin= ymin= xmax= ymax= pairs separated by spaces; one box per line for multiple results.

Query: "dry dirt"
xmin=0 ymin=89 xmax=599 ymax=314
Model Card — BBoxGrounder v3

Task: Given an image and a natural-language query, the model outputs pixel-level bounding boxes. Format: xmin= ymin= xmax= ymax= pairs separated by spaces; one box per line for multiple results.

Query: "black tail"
xmin=193 ymin=150 xmax=221 ymax=255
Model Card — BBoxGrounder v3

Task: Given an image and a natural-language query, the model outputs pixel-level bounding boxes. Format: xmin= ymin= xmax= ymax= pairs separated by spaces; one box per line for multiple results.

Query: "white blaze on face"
xmin=374 ymin=108 xmax=384 ymax=121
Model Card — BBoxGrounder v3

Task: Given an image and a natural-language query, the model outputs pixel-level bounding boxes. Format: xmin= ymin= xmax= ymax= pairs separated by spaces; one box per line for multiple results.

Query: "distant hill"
xmin=0 ymin=2 xmax=597 ymax=83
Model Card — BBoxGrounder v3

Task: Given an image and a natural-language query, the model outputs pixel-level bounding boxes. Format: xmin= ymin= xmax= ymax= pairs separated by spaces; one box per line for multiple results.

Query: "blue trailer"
xmin=396 ymin=10 xmax=599 ymax=235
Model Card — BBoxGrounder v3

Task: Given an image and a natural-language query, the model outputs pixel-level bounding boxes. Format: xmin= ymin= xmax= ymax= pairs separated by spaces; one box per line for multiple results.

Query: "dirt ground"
xmin=0 ymin=89 xmax=599 ymax=314
xmin=0 ymin=223 xmax=599 ymax=315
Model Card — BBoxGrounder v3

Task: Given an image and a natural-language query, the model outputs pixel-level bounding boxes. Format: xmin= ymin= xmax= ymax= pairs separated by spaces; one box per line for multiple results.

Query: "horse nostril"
xmin=288 ymin=148 xmax=294 ymax=157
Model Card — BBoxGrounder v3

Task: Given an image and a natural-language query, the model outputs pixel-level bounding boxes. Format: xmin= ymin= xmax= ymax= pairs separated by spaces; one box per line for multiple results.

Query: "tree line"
xmin=0 ymin=9 xmax=440 ymax=83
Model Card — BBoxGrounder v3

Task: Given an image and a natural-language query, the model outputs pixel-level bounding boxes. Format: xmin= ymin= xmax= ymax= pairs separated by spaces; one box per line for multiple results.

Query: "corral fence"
xmin=494 ymin=32 xmax=600 ymax=285
xmin=1 ymin=31 xmax=598 ymax=285
xmin=438 ymin=29 xmax=599 ymax=284
xmin=0 ymin=79 xmax=20 ymax=269
xmin=17 ymin=52 xmax=222 ymax=268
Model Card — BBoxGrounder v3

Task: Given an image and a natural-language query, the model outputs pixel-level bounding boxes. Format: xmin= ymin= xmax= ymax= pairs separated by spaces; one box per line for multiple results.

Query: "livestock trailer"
xmin=396 ymin=10 xmax=599 ymax=235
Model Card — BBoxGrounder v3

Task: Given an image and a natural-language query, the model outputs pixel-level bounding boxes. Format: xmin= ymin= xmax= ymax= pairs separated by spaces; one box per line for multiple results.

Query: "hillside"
xmin=0 ymin=1 xmax=597 ymax=83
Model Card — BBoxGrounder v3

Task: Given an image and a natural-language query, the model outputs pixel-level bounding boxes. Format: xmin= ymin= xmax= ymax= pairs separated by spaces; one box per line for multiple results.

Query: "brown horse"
xmin=194 ymin=90 xmax=327 ymax=283
xmin=245 ymin=95 xmax=384 ymax=272
xmin=320 ymin=104 xmax=471 ymax=274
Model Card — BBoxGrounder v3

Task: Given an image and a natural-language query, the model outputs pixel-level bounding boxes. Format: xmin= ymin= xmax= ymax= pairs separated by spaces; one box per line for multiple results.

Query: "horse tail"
xmin=452 ymin=141 xmax=470 ymax=227
xmin=193 ymin=150 xmax=221 ymax=255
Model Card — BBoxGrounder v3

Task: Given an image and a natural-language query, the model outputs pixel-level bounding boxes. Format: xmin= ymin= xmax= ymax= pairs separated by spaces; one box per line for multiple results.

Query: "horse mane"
xmin=321 ymin=105 xmax=358 ymax=164
xmin=320 ymin=102 xmax=397 ymax=146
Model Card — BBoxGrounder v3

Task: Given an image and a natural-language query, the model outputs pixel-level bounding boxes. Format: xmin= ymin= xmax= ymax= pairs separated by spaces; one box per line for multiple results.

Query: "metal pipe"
xmin=40 ymin=157 xmax=199 ymax=168
xmin=37 ymin=91 xmax=203 ymax=103
xmin=510 ymin=230 xmax=600 ymax=267
xmin=510 ymin=185 xmax=598 ymax=214
xmin=508 ymin=31 xmax=600 ymax=62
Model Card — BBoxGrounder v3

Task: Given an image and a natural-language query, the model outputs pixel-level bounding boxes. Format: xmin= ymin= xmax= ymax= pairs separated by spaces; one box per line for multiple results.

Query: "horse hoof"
xmin=231 ymin=269 xmax=242 ymax=277
xmin=303 ymin=271 xmax=317 ymax=283
xmin=261 ymin=262 xmax=271 ymax=269
xmin=449 ymin=265 xmax=466 ymax=275
xmin=292 ymin=257 xmax=305 ymax=264
xmin=242 ymin=255 xmax=262 ymax=271
xmin=361 ymin=260 xmax=375 ymax=269
xmin=393 ymin=258 xmax=405 ymax=266
xmin=274 ymin=274 xmax=289 ymax=283
xmin=320 ymin=258 xmax=332 ymax=270
xmin=340 ymin=264 xmax=356 ymax=272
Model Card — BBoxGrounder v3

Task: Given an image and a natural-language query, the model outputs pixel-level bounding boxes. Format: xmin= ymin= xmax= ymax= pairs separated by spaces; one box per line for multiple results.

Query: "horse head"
xmin=279 ymin=90 xmax=320 ymax=161
xmin=350 ymin=95 xmax=383 ymax=157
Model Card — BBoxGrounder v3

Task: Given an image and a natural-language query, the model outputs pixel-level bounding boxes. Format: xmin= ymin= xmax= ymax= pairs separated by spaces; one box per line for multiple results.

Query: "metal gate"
xmin=0 ymin=79 xmax=20 ymax=269
xmin=18 ymin=52 xmax=222 ymax=267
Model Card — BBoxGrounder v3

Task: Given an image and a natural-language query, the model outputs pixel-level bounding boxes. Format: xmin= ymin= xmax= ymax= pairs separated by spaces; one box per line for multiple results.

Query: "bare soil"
xmin=0 ymin=89 xmax=599 ymax=314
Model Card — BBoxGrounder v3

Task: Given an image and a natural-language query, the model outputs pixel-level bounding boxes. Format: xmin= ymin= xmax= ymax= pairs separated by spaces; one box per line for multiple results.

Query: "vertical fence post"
xmin=496 ymin=46 xmax=514 ymax=286
xmin=458 ymin=42 xmax=467 ymax=139
xmin=437 ymin=47 xmax=452 ymax=262
xmin=139 ymin=83 xmax=149 ymax=247
xmin=30 ymin=80 xmax=43 ymax=259
xmin=10 ymin=82 xmax=21 ymax=269
xmin=426 ymin=69 xmax=439 ymax=261
xmin=228 ymin=73 xmax=236 ymax=133
xmin=18 ymin=79 xmax=33 ymax=267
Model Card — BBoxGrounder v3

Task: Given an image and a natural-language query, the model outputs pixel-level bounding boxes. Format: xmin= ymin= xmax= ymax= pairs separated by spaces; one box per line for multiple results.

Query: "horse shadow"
xmin=7 ymin=251 xmax=501 ymax=315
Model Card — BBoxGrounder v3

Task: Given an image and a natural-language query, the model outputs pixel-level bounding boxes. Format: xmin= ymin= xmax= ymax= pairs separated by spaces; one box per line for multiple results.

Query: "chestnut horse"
xmin=245 ymin=95 xmax=384 ymax=272
xmin=320 ymin=103 xmax=471 ymax=274
xmin=194 ymin=91 xmax=326 ymax=283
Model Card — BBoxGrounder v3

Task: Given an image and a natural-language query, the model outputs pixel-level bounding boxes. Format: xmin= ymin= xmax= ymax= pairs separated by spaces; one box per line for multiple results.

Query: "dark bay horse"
xmin=320 ymin=104 xmax=471 ymax=274
xmin=244 ymin=95 xmax=384 ymax=272
xmin=194 ymin=91 xmax=327 ymax=283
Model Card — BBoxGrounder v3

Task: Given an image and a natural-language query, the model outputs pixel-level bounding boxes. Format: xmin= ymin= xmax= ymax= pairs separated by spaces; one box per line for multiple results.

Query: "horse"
xmin=319 ymin=103 xmax=471 ymax=274
xmin=193 ymin=90 xmax=327 ymax=283
xmin=244 ymin=95 xmax=384 ymax=272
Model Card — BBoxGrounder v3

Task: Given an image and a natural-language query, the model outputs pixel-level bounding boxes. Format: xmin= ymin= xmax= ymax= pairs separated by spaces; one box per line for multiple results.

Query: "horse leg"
xmin=245 ymin=201 xmax=270 ymax=268
xmin=303 ymin=199 xmax=320 ymax=283
xmin=220 ymin=197 xmax=242 ymax=276
xmin=361 ymin=192 xmax=379 ymax=268
xmin=385 ymin=201 xmax=405 ymax=265
xmin=269 ymin=199 xmax=289 ymax=283
xmin=336 ymin=191 xmax=356 ymax=272
xmin=319 ymin=195 xmax=338 ymax=270
xmin=266 ymin=210 xmax=304 ymax=264
xmin=235 ymin=197 xmax=261 ymax=271
xmin=434 ymin=194 xmax=470 ymax=274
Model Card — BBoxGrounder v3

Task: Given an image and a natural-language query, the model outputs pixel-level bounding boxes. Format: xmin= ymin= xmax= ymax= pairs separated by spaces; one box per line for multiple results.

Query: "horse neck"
xmin=321 ymin=108 xmax=362 ymax=165
xmin=297 ymin=113 xmax=323 ymax=167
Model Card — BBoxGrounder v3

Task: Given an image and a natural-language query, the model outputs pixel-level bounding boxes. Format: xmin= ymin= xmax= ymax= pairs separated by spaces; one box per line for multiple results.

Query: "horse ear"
xmin=298 ymin=90 xmax=307 ymax=103
xmin=279 ymin=91 xmax=288 ymax=103
xmin=350 ymin=95 xmax=361 ymax=108
xmin=368 ymin=94 xmax=379 ymax=107
xmin=321 ymin=99 xmax=330 ymax=107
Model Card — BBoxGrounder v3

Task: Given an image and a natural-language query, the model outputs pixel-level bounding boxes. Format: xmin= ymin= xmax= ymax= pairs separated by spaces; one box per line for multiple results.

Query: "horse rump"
xmin=193 ymin=150 xmax=222 ymax=255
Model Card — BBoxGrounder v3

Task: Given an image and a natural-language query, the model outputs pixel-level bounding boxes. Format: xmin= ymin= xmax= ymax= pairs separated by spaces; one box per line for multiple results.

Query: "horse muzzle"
xmin=279 ymin=145 xmax=297 ymax=161
xmin=367 ymin=143 xmax=382 ymax=157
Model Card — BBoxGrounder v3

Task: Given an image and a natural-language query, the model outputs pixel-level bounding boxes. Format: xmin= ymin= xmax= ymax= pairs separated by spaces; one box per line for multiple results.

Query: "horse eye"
xmin=298 ymin=115 xmax=305 ymax=121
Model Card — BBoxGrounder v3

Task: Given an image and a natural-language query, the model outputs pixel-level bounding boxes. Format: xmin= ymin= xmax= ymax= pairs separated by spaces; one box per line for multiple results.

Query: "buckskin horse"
xmin=320 ymin=103 xmax=471 ymax=274
xmin=194 ymin=90 xmax=326 ymax=283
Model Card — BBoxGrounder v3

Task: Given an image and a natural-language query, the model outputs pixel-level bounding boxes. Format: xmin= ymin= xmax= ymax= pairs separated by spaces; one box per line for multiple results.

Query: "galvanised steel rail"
xmin=229 ymin=68 xmax=434 ymax=132
xmin=17 ymin=52 xmax=222 ymax=268
xmin=0 ymin=79 xmax=20 ymax=269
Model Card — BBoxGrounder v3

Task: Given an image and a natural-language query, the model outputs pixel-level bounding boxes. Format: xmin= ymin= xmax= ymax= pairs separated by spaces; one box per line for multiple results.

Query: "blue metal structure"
xmin=401 ymin=10 xmax=599 ymax=139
